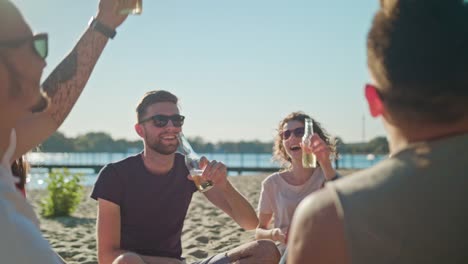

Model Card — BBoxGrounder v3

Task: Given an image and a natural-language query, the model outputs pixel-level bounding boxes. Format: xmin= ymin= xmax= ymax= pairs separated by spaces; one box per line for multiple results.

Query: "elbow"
xmin=98 ymin=248 xmax=117 ymax=264
xmin=243 ymin=215 xmax=259 ymax=231
xmin=243 ymin=222 xmax=258 ymax=231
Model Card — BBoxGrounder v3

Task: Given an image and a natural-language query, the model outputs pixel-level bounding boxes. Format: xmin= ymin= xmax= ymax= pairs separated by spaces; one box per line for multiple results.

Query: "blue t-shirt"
xmin=91 ymin=152 xmax=197 ymax=259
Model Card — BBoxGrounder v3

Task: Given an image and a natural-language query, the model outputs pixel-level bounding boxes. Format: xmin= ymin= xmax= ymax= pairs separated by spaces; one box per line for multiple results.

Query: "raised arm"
xmin=200 ymin=160 xmax=258 ymax=230
xmin=13 ymin=0 xmax=129 ymax=160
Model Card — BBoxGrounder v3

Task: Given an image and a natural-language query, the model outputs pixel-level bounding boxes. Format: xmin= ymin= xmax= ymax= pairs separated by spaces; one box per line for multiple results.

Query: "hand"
xmin=271 ymin=228 xmax=286 ymax=244
xmin=301 ymin=133 xmax=332 ymax=168
xmin=199 ymin=157 xmax=228 ymax=189
xmin=96 ymin=0 xmax=134 ymax=29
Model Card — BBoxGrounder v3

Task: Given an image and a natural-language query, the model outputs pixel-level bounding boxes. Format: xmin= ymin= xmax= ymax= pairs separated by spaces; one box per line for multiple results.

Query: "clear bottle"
xmin=302 ymin=118 xmax=317 ymax=168
xmin=178 ymin=133 xmax=213 ymax=192
xmin=117 ymin=0 xmax=143 ymax=15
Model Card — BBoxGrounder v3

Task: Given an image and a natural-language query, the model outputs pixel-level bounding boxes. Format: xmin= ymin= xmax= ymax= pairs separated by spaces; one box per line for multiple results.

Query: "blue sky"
xmin=13 ymin=0 xmax=384 ymax=143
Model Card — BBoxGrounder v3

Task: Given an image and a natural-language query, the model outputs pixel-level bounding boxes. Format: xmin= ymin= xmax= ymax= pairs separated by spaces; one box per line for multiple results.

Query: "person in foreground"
xmin=287 ymin=0 xmax=468 ymax=263
xmin=91 ymin=90 xmax=280 ymax=264
xmin=255 ymin=112 xmax=339 ymax=255
xmin=0 ymin=0 xmax=130 ymax=262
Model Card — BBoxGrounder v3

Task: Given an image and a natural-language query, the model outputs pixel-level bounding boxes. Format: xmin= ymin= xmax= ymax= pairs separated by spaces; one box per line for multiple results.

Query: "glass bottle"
xmin=302 ymin=118 xmax=317 ymax=168
xmin=178 ymin=133 xmax=213 ymax=192
xmin=117 ymin=0 xmax=143 ymax=15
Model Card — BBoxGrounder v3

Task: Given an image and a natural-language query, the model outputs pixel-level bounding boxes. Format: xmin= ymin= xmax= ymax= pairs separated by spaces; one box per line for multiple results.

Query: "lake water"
xmin=25 ymin=152 xmax=387 ymax=190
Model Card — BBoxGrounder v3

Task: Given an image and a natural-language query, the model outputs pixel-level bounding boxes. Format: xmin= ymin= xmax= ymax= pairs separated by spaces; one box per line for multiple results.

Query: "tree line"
xmin=36 ymin=131 xmax=389 ymax=154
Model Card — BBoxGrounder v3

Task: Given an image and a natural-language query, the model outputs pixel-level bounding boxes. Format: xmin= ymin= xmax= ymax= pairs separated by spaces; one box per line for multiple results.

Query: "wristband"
xmin=88 ymin=17 xmax=116 ymax=39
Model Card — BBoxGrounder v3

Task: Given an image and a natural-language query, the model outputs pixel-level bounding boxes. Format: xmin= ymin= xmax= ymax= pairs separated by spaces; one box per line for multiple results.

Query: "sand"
xmin=27 ymin=170 xmax=355 ymax=264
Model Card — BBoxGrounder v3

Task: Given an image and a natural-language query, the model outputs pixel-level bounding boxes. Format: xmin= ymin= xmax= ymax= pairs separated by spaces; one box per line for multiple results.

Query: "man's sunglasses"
xmin=0 ymin=33 xmax=48 ymax=59
xmin=282 ymin=127 xmax=305 ymax=140
xmin=139 ymin=114 xmax=185 ymax=128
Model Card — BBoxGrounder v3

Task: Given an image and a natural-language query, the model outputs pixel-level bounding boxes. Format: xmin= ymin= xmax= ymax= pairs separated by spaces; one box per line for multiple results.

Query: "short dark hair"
xmin=367 ymin=0 xmax=468 ymax=123
xmin=136 ymin=90 xmax=178 ymax=122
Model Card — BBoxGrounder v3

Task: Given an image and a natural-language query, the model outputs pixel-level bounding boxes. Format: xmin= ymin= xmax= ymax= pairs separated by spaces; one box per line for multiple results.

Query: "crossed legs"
xmin=112 ymin=240 xmax=279 ymax=264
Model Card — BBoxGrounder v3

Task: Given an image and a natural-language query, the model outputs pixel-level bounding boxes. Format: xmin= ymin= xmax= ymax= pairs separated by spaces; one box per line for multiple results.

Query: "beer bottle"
xmin=178 ymin=133 xmax=213 ymax=192
xmin=302 ymin=118 xmax=317 ymax=168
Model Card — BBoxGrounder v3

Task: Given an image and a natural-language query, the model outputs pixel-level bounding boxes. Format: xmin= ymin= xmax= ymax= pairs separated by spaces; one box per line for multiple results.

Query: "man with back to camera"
xmin=287 ymin=0 xmax=468 ymax=263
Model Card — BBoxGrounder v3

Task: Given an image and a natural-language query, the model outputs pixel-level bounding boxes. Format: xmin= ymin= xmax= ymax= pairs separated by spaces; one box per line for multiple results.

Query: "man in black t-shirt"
xmin=91 ymin=90 xmax=280 ymax=264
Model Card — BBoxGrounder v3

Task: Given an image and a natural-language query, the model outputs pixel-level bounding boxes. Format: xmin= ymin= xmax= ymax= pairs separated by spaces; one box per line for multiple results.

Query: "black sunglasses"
xmin=0 ymin=33 xmax=48 ymax=59
xmin=282 ymin=127 xmax=305 ymax=140
xmin=139 ymin=114 xmax=185 ymax=127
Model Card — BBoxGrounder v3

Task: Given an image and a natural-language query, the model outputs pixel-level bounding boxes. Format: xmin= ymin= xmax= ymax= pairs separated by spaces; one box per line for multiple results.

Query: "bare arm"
xmin=255 ymin=212 xmax=286 ymax=243
xmin=287 ymin=188 xmax=350 ymax=264
xmin=255 ymin=212 xmax=273 ymax=240
xmin=199 ymin=159 xmax=258 ymax=230
xmin=204 ymin=180 xmax=259 ymax=230
xmin=13 ymin=0 xmax=129 ymax=160
xmin=14 ymin=28 xmax=109 ymax=159
xmin=97 ymin=198 xmax=128 ymax=264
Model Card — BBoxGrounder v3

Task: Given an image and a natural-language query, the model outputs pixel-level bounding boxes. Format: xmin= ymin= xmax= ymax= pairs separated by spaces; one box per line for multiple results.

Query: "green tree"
xmin=40 ymin=131 xmax=75 ymax=152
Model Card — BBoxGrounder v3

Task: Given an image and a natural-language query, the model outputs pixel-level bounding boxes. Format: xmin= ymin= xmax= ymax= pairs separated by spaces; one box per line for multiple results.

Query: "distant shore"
xmin=28 ymin=170 xmax=357 ymax=264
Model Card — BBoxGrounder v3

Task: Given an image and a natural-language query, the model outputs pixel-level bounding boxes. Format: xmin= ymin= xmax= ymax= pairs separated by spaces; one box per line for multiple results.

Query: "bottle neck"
xmin=178 ymin=133 xmax=195 ymax=155
xmin=304 ymin=119 xmax=313 ymax=134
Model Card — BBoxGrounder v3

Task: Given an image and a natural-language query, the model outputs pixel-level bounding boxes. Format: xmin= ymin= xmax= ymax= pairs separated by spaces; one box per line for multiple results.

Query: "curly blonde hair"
xmin=273 ymin=111 xmax=336 ymax=169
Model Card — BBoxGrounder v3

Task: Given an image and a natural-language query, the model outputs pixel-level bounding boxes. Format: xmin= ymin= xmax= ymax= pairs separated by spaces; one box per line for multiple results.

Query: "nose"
xmin=165 ymin=120 xmax=179 ymax=130
xmin=39 ymin=56 xmax=47 ymax=68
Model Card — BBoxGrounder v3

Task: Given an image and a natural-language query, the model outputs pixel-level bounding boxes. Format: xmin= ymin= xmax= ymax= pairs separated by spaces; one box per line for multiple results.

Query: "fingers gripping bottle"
xmin=178 ymin=133 xmax=214 ymax=192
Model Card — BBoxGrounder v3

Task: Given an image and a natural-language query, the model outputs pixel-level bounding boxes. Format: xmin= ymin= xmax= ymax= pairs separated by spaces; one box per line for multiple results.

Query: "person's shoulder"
xmin=331 ymin=157 xmax=403 ymax=193
xmin=105 ymin=152 xmax=142 ymax=169
xmin=97 ymin=153 xmax=142 ymax=178
xmin=296 ymin=187 xmax=336 ymax=220
xmin=289 ymin=187 xmax=349 ymax=263
xmin=262 ymin=171 xmax=282 ymax=185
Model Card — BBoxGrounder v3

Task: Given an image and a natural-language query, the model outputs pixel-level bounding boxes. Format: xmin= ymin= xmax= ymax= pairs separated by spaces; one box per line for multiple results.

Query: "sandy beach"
xmin=28 ymin=170 xmax=355 ymax=264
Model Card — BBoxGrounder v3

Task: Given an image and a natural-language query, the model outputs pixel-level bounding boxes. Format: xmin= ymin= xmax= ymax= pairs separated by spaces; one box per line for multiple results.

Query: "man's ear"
xmin=365 ymin=84 xmax=384 ymax=117
xmin=134 ymin=123 xmax=144 ymax=138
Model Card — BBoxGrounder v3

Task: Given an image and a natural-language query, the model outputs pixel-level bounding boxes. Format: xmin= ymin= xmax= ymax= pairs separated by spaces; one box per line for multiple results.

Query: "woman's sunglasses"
xmin=0 ymin=33 xmax=48 ymax=59
xmin=282 ymin=127 xmax=305 ymax=140
xmin=139 ymin=114 xmax=185 ymax=128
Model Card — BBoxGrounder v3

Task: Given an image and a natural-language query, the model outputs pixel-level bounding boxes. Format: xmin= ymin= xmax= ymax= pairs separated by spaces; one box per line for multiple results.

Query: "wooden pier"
xmin=31 ymin=164 xmax=280 ymax=175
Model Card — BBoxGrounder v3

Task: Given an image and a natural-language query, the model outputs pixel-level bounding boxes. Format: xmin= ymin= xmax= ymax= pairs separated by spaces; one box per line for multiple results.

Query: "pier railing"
xmin=27 ymin=152 xmax=386 ymax=175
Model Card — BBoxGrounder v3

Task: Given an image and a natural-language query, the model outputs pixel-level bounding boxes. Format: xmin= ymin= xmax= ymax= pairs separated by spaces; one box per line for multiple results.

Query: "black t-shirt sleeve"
xmin=90 ymin=164 xmax=124 ymax=205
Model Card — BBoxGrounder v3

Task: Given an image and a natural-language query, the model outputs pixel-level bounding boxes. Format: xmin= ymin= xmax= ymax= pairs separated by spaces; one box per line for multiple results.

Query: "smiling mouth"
xmin=161 ymin=135 xmax=177 ymax=141
xmin=290 ymin=145 xmax=301 ymax=151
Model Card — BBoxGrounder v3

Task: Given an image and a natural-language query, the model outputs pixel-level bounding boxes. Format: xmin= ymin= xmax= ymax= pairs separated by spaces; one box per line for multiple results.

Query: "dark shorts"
xmin=190 ymin=253 xmax=230 ymax=264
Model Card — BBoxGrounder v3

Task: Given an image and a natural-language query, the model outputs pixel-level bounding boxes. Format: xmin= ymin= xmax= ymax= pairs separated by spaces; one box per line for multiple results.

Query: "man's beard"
xmin=147 ymin=137 xmax=179 ymax=155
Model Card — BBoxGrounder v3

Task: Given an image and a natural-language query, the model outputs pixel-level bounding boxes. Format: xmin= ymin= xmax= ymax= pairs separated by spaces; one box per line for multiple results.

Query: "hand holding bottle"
xmin=178 ymin=133 xmax=214 ymax=192
xmin=198 ymin=158 xmax=228 ymax=190
xmin=96 ymin=0 xmax=133 ymax=30
xmin=301 ymin=134 xmax=332 ymax=168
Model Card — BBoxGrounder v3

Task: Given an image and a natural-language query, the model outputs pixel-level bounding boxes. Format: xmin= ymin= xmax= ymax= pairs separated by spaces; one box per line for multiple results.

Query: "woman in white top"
xmin=255 ymin=111 xmax=339 ymax=254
